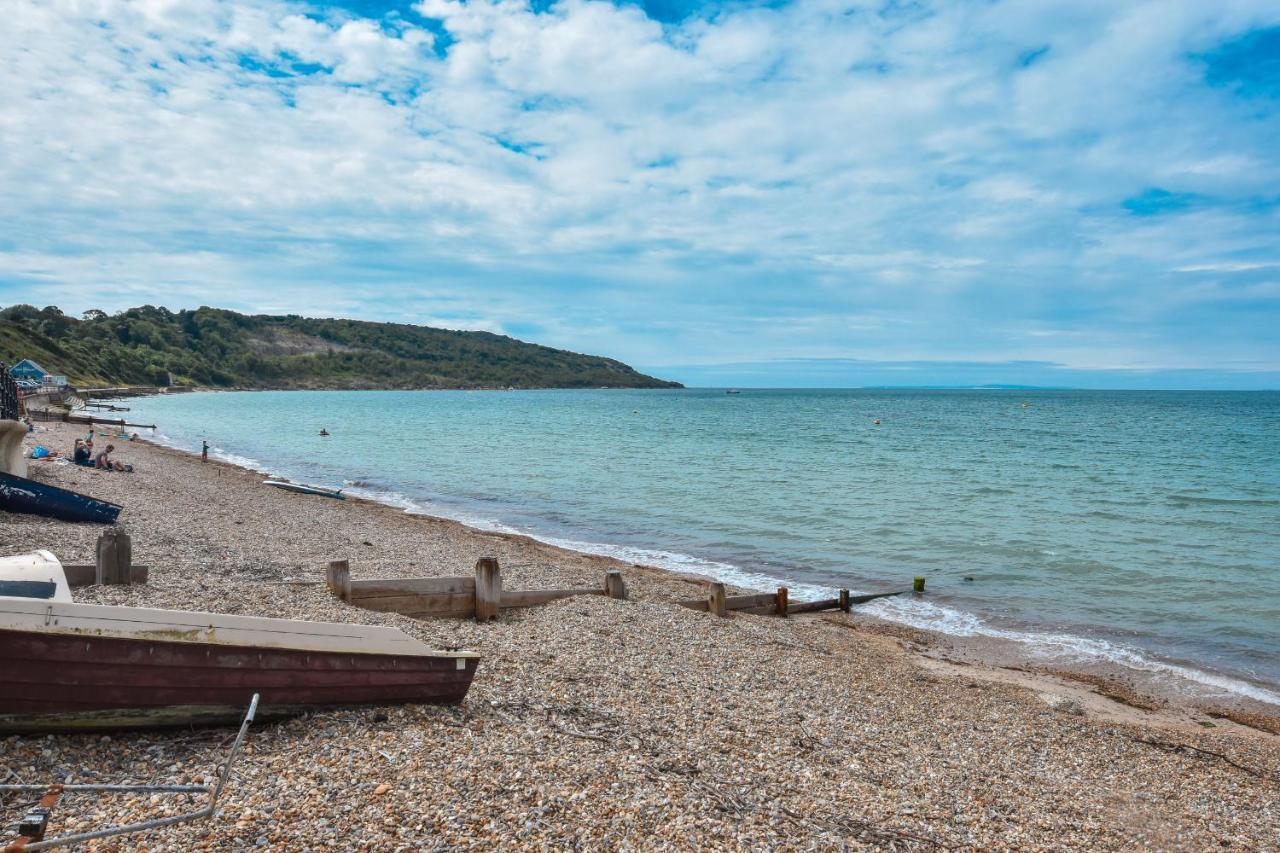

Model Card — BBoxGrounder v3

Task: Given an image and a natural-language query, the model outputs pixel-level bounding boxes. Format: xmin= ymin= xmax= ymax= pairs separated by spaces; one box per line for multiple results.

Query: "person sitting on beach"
xmin=94 ymin=444 xmax=134 ymax=472
xmin=73 ymin=439 xmax=93 ymax=467
xmin=94 ymin=443 xmax=115 ymax=469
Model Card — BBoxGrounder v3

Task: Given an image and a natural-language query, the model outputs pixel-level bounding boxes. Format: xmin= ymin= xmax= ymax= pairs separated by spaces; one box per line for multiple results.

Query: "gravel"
xmin=2 ymin=422 xmax=1278 ymax=850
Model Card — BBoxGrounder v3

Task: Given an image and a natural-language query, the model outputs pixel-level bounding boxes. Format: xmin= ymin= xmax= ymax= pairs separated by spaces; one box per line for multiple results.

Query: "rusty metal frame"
xmin=1 ymin=693 xmax=258 ymax=851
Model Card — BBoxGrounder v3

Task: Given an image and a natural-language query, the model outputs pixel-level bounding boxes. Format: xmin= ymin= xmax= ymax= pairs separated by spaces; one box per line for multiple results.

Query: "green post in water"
xmin=913 ymin=577 xmax=926 ymax=593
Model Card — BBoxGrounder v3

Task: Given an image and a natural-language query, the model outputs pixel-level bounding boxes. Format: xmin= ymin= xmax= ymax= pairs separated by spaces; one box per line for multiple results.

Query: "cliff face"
xmin=0 ymin=305 xmax=682 ymax=390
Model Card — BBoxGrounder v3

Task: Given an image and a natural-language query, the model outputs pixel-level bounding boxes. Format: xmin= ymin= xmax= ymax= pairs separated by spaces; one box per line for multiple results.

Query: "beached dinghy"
xmin=0 ymin=551 xmax=479 ymax=732
xmin=263 ymin=479 xmax=345 ymax=500
xmin=0 ymin=470 xmax=122 ymax=523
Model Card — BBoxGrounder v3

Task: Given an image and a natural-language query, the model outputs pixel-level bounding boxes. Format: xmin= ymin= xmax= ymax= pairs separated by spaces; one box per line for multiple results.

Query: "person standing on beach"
xmin=202 ymin=440 xmax=209 ymax=462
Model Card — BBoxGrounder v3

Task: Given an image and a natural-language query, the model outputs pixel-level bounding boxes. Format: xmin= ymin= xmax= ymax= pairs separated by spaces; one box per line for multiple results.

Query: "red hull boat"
xmin=0 ymin=552 xmax=480 ymax=732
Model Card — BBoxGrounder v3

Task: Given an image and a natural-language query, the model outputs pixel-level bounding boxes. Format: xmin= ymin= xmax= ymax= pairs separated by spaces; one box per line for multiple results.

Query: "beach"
xmin=2 ymin=421 xmax=1278 ymax=850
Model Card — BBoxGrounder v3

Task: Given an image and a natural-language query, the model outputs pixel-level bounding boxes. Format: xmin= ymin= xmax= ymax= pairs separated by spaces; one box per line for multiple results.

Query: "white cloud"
xmin=0 ymin=0 xmax=1278 ymax=376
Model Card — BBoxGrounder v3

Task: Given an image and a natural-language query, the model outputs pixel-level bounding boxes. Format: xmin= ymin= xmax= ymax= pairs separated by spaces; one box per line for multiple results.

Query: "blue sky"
xmin=1 ymin=0 xmax=1278 ymax=388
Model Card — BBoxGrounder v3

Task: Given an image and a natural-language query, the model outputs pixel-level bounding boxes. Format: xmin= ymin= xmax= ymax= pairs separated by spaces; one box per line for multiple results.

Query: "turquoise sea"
xmin=125 ymin=389 xmax=1280 ymax=704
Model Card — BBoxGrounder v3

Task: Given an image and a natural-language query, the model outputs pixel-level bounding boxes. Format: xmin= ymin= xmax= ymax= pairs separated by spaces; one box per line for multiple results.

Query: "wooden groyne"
xmin=325 ymin=558 xmax=628 ymax=621
xmin=26 ymin=409 xmax=156 ymax=430
xmin=679 ymin=582 xmax=911 ymax=617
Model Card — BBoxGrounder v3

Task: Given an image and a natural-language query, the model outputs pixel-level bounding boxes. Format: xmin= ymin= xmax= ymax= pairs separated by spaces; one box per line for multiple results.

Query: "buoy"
xmin=319 ymin=429 xmax=330 ymax=436
xmin=873 ymin=418 xmax=881 ymax=425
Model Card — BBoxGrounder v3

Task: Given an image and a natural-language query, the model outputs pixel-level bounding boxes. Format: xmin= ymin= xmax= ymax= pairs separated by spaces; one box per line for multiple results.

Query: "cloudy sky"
xmin=1 ymin=0 xmax=1278 ymax=387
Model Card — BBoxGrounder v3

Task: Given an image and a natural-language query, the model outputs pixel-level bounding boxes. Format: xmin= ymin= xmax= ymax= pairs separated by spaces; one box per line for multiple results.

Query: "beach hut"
xmin=9 ymin=359 xmax=66 ymax=389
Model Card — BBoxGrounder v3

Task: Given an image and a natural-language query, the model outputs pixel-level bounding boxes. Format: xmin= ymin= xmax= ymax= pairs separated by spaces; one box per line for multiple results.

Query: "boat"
xmin=725 ymin=389 xmax=741 ymax=394
xmin=263 ymin=479 xmax=345 ymax=500
xmin=0 ymin=551 xmax=480 ymax=732
xmin=0 ymin=470 xmax=122 ymax=524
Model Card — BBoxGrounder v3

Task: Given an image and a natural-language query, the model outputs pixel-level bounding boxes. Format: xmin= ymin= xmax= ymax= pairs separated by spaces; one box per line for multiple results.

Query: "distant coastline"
xmin=0 ymin=303 xmax=683 ymax=390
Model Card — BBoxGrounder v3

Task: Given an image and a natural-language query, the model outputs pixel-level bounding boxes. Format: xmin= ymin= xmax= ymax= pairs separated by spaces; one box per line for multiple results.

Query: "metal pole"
xmin=3 ymin=694 xmax=258 ymax=851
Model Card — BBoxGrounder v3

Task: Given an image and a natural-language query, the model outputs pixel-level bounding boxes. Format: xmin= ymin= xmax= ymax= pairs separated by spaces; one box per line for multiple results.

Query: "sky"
xmin=1 ymin=0 xmax=1278 ymax=388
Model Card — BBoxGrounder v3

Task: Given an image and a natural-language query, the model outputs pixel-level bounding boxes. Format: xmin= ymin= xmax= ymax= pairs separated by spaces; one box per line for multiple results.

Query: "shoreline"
xmin=3 ymin=420 xmax=1278 ymax=847
xmin=141 ymin=410 xmax=1280 ymax=720
xmin=93 ymin=420 xmax=1280 ymax=725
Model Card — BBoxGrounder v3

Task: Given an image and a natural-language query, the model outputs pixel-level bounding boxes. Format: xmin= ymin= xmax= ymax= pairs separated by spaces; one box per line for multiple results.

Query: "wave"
xmin=1167 ymin=494 xmax=1280 ymax=507
xmin=147 ymin=430 xmax=274 ymax=475
xmin=862 ymin=596 xmax=1280 ymax=706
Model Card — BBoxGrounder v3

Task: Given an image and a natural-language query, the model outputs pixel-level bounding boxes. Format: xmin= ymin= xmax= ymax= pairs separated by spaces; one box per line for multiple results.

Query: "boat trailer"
xmin=1 ymin=694 xmax=258 ymax=851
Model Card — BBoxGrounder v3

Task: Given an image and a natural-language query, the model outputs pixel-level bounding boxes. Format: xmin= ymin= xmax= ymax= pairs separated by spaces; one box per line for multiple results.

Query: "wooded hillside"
xmin=0 ymin=305 xmax=681 ymax=390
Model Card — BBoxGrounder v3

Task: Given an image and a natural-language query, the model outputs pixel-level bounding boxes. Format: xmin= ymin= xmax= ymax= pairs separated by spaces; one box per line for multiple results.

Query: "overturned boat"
xmin=0 ymin=470 xmax=123 ymax=524
xmin=0 ymin=551 xmax=480 ymax=732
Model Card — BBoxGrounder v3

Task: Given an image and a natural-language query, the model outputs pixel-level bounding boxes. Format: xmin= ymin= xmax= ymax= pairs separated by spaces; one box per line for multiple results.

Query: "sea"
xmin=122 ymin=388 xmax=1280 ymax=706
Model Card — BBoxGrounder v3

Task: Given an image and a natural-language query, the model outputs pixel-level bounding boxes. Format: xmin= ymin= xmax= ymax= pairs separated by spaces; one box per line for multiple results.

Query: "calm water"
xmin=125 ymin=389 xmax=1280 ymax=702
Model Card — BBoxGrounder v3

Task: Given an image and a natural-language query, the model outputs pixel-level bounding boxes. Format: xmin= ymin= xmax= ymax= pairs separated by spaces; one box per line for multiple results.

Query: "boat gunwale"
xmin=0 ymin=597 xmax=480 ymax=658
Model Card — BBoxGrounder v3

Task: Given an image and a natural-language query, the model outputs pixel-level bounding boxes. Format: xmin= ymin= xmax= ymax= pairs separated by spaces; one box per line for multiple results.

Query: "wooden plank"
xmin=500 ymin=588 xmax=601 ymax=608
xmin=724 ymin=593 xmax=776 ymax=611
xmin=349 ymin=576 xmax=474 ymax=600
xmin=848 ymin=590 xmax=908 ymax=606
xmin=475 ymin=557 xmax=501 ymax=622
xmin=687 ymin=592 xmax=778 ymax=616
xmin=64 ymin=564 xmax=147 ymax=587
xmin=838 ymin=589 xmax=850 ymax=612
xmin=786 ymin=597 xmax=839 ymax=615
xmin=775 ymin=587 xmax=788 ymax=617
xmin=356 ymin=592 xmax=477 ymax=616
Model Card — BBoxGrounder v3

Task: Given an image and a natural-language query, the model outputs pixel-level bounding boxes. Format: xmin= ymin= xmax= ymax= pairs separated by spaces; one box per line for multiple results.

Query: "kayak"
xmin=262 ymin=480 xmax=344 ymax=500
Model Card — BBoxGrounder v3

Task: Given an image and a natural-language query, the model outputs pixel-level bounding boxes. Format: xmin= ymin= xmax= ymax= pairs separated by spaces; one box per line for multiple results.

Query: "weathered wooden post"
xmin=707 ymin=581 xmax=727 ymax=617
xmin=913 ymin=577 xmax=926 ymax=594
xmin=95 ymin=526 xmax=131 ymax=585
xmin=775 ymin=586 xmax=788 ymax=617
xmin=326 ymin=559 xmax=351 ymax=602
xmin=838 ymin=589 xmax=850 ymax=612
xmin=475 ymin=557 xmax=502 ymax=622
xmin=604 ymin=570 xmax=628 ymax=600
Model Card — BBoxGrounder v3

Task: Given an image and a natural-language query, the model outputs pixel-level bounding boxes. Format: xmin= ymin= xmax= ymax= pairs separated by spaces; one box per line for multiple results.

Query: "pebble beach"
xmin=2 ymin=421 xmax=1278 ymax=850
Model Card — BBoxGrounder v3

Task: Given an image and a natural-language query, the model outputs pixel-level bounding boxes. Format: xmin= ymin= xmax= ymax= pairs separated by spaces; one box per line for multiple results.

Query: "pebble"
xmin=1 ymin=422 xmax=1278 ymax=849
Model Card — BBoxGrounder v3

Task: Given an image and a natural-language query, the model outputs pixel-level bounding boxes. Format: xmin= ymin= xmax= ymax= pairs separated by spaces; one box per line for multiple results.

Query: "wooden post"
xmin=706 ymin=581 xmax=726 ymax=617
xmin=95 ymin=527 xmax=131 ymax=585
xmin=475 ymin=557 xmax=502 ymax=622
xmin=604 ymin=570 xmax=628 ymax=600
xmin=838 ymin=589 xmax=850 ymax=612
xmin=326 ymin=560 xmax=351 ymax=601
xmin=913 ymin=576 xmax=926 ymax=594
xmin=775 ymin=586 xmax=788 ymax=617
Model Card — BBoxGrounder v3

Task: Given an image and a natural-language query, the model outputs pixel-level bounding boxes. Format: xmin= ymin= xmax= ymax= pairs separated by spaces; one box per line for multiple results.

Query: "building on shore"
xmin=9 ymin=358 xmax=67 ymax=391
